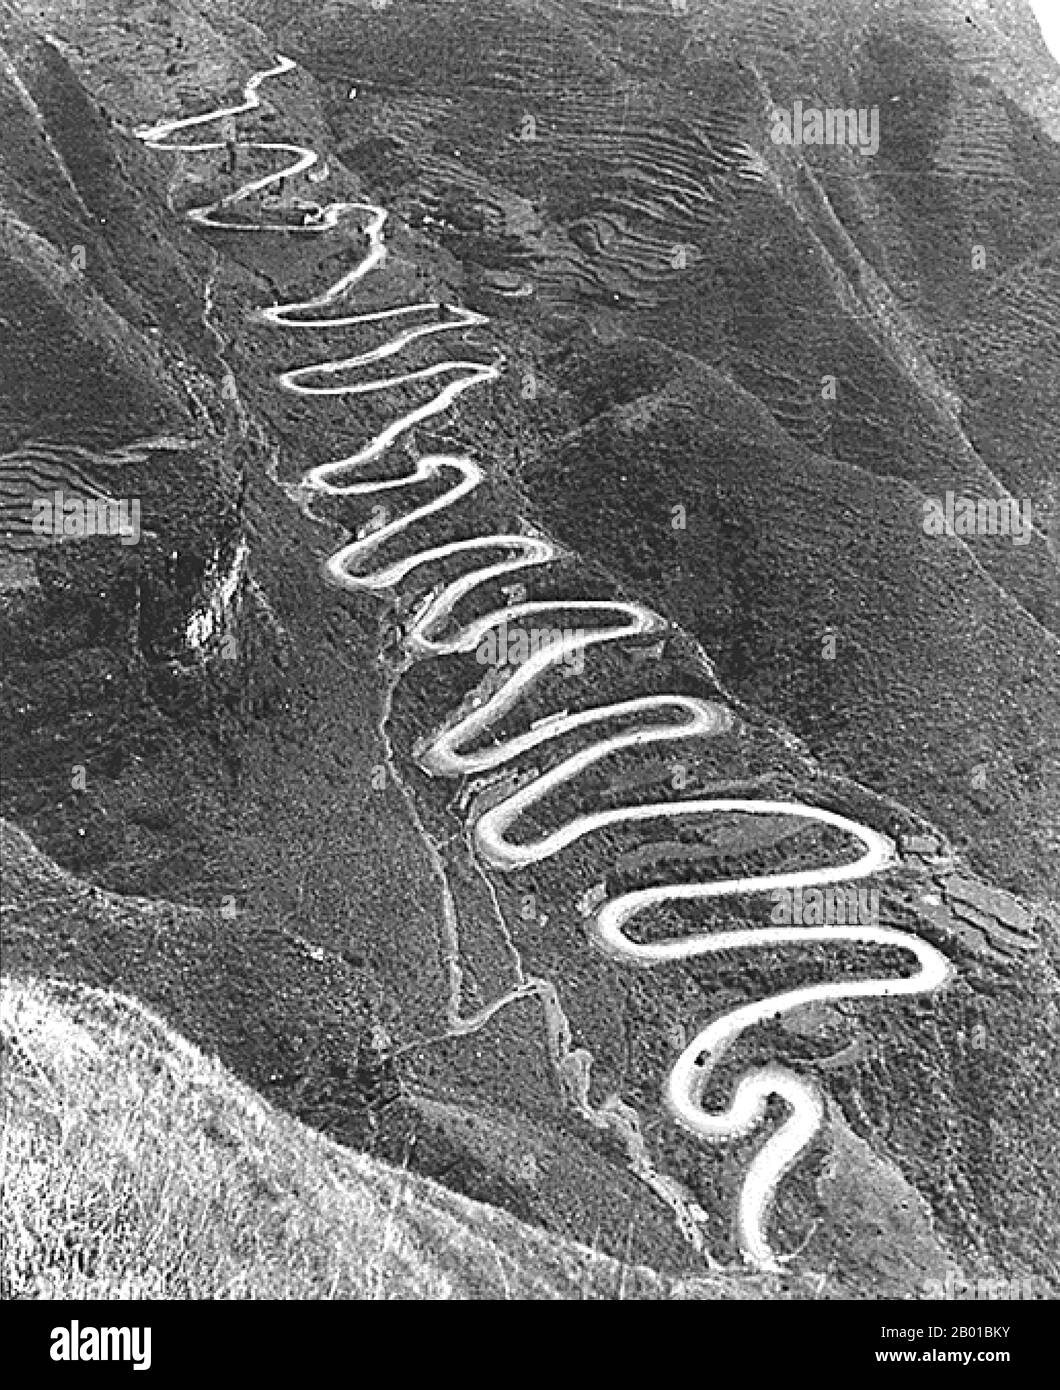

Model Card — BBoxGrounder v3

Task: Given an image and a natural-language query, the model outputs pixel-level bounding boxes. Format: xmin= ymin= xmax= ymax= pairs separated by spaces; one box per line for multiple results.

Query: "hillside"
xmin=2 ymin=972 xmax=771 ymax=1300
xmin=1 ymin=0 xmax=1057 ymax=1300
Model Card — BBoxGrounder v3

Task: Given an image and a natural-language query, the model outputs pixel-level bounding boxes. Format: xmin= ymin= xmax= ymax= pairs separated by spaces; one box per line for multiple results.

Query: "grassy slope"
xmin=0 ymin=973 xmax=762 ymax=1301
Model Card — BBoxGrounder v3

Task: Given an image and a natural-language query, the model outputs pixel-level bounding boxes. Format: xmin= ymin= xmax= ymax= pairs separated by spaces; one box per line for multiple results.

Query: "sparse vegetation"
xmin=1 ymin=0 xmax=1056 ymax=1300
xmin=0 ymin=974 xmax=749 ymax=1300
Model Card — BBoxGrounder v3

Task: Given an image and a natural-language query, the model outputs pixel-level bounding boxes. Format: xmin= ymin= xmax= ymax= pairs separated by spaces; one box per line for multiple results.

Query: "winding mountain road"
xmin=138 ymin=56 xmax=953 ymax=1274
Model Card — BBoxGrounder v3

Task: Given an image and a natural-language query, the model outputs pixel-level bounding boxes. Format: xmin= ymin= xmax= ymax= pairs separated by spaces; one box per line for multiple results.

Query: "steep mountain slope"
xmin=242 ymin=0 xmax=1060 ymax=903
xmin=2 ymin=0 xmax=1057 ymax=1299
xmin=2 ymin=972 xmax=768 ymax=1300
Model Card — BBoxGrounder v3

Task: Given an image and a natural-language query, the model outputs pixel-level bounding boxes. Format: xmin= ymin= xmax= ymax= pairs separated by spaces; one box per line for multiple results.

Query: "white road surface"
xmin=139 ymin=59 xmax=953 ymax=1274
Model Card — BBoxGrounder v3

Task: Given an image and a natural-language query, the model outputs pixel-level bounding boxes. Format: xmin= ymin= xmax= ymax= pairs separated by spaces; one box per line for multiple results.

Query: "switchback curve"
xmin=138 ymin=57 xmax=953 ymax=1273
